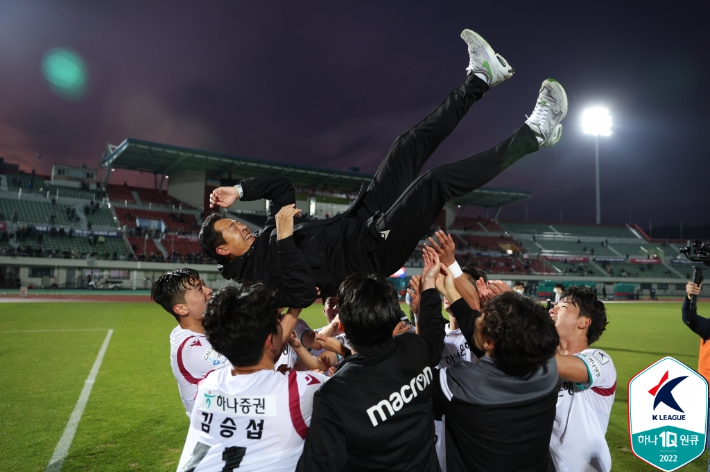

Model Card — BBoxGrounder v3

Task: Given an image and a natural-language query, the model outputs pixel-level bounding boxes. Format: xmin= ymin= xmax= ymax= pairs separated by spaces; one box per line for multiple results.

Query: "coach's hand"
xmin=275 ymin=204 xmax=302 ymax=240
xmin=209 ymin=186 xmax=239 ymax=208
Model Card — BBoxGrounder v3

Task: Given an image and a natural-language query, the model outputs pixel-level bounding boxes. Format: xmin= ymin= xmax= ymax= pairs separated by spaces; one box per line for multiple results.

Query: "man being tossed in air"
xmin=200 ymin=28 xmax=568 ymax=308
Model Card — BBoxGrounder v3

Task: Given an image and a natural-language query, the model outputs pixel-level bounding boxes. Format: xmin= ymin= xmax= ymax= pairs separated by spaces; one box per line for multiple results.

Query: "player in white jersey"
xmin=153 ymin=269 xmax=231 ymax=415
xmin=549 ymin=285 xmax=615 ymax=472
xmin=177 ymin=283 xmax=326 ymax=472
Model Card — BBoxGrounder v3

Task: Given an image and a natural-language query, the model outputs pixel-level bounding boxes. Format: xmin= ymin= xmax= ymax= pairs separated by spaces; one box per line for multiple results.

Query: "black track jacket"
xmin=296 ymin=288 xmax=446 ymax=472
xmin=433 ymin=299 xmax=558 ymax=472
xmin=218 ymin=177 xmax=378 ymax=308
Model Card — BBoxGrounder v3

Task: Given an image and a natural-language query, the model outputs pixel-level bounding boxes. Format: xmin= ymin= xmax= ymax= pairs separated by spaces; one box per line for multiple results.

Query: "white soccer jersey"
xmin=177 ymin=368 xmax=326 ymax=472
xmin=437 ymin=324 xmax=475 ymax=369
xmin=550 ymin=348 xmax=617 ymax=472
xmin=170 ymin=326 xmax=229 ymax=415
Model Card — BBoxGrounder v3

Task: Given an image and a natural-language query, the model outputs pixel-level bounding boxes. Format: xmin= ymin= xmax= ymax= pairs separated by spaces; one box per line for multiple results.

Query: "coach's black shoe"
xmin=461 ymin=29 xmax=514 ymax=87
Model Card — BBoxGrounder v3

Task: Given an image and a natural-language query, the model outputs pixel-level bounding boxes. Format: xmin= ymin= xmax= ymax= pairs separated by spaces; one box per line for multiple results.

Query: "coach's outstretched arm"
xmin=275 ymin=204 xmax=319 ymax=308
xmin=210 ymin=177 xmax=296 ymax=228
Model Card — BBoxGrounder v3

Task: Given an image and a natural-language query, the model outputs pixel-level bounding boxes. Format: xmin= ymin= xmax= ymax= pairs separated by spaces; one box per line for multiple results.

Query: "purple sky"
xmin=1 ymin=1 xmax=709 ymax=227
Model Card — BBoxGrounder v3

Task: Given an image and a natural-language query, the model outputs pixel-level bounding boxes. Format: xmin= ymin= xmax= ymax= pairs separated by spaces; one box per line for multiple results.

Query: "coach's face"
xmin=214 ymin=218 xmax=255 ymax=259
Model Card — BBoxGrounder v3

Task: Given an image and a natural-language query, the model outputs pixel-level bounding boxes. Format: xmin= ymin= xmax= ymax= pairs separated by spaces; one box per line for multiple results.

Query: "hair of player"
xmin=514 ymin=281 xmax=525 ymax=288
xmin=482 ymin=292 xmax=559 ymax=377
xmin=561 ymin=285 xmax=609 ymax=345
xmin=199 ymin=212 xmax=229 ymax=264
xmin=151 ymin=268 xmax=201 ymax=322
xmin=337 ymin=273 xmax=401 ymax=351
xmin=554 ymin=283 xmax=565 ymax=290
xmin=462 ymin=265 xmax=488 ymax=283
xmin=202 ymin=283 xmax=279 ymax=367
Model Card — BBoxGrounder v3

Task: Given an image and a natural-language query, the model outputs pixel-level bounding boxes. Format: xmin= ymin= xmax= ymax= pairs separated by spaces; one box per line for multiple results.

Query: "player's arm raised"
xmin=274 ymin=205 xmax=319 ymax=308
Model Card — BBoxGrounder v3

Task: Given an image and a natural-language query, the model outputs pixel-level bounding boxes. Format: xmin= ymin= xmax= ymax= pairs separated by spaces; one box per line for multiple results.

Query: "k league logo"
xmin=628 ymin=357 xmax=708 ymax=471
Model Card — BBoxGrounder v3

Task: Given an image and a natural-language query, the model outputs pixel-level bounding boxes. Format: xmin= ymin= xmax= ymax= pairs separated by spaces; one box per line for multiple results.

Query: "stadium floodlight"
xmin=582 ymin=108 xmax=612 ymax=225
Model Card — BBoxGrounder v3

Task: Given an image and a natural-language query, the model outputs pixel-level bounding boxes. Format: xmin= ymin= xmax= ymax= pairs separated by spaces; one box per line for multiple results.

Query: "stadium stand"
xmin=107 ymin=184 xmax=195 ymax=208
xmin=163 ymin=236 xmax=202 ymax=258
xmin=498 ymin=221 xmax=556 ymax=235
xmin=534 ymin=240 xmax=617 ymax=257
xmin=0 ymin=197 xmax=79 ymax=226
xmin=550 ymin=223 xmax=636 ymax=238
xmin=84 ymin=206 xmax=117 ymax=227
xmin=6 ymin=173 xmax=47 ymax=191
xmin=127 ymin=236 xmax=162 ymax=258
xmin=107 ymin=185 xmax=136 ymax=204
xmin=114 ymin=207 xmax=198 ymax=233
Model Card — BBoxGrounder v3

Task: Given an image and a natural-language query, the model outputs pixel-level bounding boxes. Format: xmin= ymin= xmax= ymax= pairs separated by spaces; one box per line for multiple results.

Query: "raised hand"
xmin=209 ymin=186 xmax=239 ymax=209
xmin=407 ymin=275 xmax=422 ymax=315
xmin=392 ymin=321 xmax=410 ymax=337
xmin=435 ymin=265 xmax=461 ymax=304
xmin=487 ymin=280 xmax=513 ymax=296
xmin=421 ymin=246 xmax=441 ymax=291
xmin=427 ymin=230 xmax=456 ymax=266
xmin=275 ymin=204 xmax=302 ymax=240
xmin=476 ymin=277 xmax=494 ymax=302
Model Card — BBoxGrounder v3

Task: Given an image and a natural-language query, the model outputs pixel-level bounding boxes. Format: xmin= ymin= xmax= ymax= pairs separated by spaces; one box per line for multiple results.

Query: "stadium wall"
xmin=0 ymin=256 xmax=704 ymax=299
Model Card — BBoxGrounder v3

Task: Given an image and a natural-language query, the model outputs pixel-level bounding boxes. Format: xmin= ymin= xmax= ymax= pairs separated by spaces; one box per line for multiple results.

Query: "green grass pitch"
xmin=1 ymin=301 xmax=708 ymax=471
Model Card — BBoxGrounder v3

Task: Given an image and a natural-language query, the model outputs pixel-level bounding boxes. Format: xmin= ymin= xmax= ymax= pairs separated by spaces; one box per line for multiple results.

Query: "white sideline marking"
xmin=45 ymin=329 xmax=113 ymax=472
xmin=0 ymin=329 xmax=109 ymax=333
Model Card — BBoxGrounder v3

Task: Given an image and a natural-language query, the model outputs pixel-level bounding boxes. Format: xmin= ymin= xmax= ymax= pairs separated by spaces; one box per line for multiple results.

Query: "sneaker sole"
xmin=461 ymin=29 xmax=514 ymax=81
xmin=542 ymin=78 xmax=569 ymax=121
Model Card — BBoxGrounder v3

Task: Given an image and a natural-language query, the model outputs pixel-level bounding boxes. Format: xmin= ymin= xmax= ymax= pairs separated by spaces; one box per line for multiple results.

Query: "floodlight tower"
xmin=582 ymin=108 xmax=612 ymax=224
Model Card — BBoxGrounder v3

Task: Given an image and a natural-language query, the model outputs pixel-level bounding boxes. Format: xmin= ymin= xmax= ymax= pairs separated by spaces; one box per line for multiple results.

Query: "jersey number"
xmin=222 ymin=446 xmax=247 ymax=471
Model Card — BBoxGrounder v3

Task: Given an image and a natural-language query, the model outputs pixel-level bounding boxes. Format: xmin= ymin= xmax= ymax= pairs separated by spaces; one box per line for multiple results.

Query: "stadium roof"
xmin=100 ymin=138 xmax=530 ymax=207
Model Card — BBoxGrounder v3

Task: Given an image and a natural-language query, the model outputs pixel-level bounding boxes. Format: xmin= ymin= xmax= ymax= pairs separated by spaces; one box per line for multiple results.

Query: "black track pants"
xmin=358 ymin=74 xmax=540 ymax=275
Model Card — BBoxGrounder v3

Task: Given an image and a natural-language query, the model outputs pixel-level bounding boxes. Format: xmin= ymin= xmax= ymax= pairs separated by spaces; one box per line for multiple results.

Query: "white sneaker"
xmin=461 ymin=29 xmax=514 ymax=87
xmin=525 ymin=79 xmax=568 ymax=147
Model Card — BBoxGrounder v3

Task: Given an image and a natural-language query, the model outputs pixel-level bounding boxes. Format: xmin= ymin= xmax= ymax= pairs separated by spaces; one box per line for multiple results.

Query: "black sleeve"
xmin=274 ymin=236 xmax=318 ymax=308
xmin=682 ymin=297 xmax=710 ymax=341
xmin=296 ymin=392 xmax=348 ymax=472
xmin=419 ymin=288 xmax=446 ymax=368
xmin=238 ymin=177 xmax=296 ymax=227
xmin=449 ymin=298 xmax=485 ymax=359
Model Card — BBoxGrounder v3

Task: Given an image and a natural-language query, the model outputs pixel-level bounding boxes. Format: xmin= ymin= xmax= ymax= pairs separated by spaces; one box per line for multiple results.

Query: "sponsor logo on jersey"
xmin=593 ymin=350 xmax=610 ymax=365
xmin=191 ymin=339 xmax=203 ymax=347
xmin=303 ymin=374 xmax=321 ymax=386
xmin=365 ymin=366 xmax=433 ymax=427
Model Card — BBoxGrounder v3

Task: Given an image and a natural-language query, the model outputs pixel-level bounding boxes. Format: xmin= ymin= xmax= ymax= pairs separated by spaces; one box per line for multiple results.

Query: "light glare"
xmin=582 ymin=108 xmax=612 ymax=137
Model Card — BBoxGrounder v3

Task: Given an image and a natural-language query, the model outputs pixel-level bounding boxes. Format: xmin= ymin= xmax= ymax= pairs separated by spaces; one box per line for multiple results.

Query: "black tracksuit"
xmin=295 ymin=288 xmax=446 ymax=472
xmin=218 ymin=74 xmax=539 ymax=307
xmin=433 ymin=299 xmax=558 ymax=472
